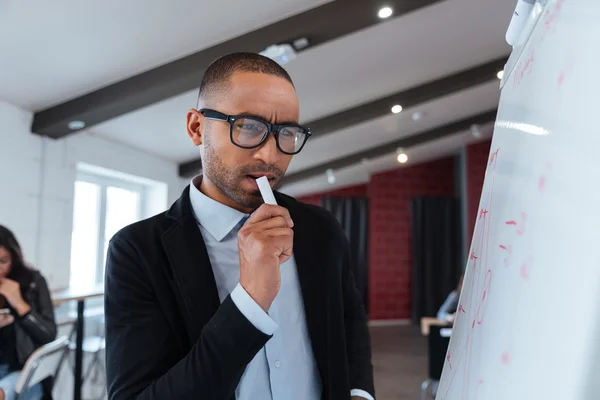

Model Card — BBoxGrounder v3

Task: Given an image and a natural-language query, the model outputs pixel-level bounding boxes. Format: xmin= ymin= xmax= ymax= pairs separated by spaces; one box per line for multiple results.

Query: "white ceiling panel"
xmin=87 ymin=90 xmax=199 ymax=162
xmin=0 ymin=0 xmax=330 ymax=110
xmin=280 ymin=123 xmax=494 ymax=197
xmin=287 ymin=80 xmax=501 ymax=173
xmin=289 ymin=0 xmax=513 ymax=121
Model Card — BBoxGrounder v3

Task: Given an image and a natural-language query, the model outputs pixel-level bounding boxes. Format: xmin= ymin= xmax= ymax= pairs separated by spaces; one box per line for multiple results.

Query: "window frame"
xmin=74 ymin=171 xmax=147 ymax=286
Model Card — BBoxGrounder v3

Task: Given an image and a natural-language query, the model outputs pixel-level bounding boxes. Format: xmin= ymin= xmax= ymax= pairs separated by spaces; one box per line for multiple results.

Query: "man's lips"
xmin=246 ymin=173 xmax=276 ymax=180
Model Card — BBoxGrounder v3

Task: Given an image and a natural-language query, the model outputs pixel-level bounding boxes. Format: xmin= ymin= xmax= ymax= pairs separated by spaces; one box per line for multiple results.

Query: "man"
xmin=104 ymin=52 xmax=375 ymax=400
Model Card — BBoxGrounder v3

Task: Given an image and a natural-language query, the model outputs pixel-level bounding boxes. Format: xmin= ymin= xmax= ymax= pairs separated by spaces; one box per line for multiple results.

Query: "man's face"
xmin=188 ymin=71 xmax=300 ymax=210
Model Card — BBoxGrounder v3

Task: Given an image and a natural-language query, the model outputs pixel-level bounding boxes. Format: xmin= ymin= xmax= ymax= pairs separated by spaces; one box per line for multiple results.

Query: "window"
xmin=69 ymin=171 xmax=146 ymax=289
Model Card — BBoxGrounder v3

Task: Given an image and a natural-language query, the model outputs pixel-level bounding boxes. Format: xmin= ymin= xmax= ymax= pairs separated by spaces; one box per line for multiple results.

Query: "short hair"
xmin=197 ymin=52 xmax=295 ymax=105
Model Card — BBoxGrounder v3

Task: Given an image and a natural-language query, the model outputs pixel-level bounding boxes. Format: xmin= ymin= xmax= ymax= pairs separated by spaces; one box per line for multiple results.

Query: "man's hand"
xmin=238 ymin=204 xmax=294 ymax=312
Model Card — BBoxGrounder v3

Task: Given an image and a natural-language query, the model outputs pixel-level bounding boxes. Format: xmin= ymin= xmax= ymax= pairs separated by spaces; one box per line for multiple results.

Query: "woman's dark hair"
xmin=0 ymin=225 xmax=34 ymax=287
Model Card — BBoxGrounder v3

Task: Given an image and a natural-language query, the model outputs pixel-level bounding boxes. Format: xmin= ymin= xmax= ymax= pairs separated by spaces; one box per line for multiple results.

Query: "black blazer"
xmin=104 ymin=186 xmax=374 ymax=400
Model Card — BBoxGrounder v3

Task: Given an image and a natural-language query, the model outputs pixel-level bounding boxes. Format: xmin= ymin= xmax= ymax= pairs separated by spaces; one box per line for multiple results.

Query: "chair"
xmin=69 ymin=335 xmax=106 ymax=399
xmin=15 ymin=336 xmax=69 ymax=400
xmin=53 ymin=312 xmax=107 ymax=399
xmin=52 ymin=316 xmax=77 ymax=381
xmin=420 ymin=325 xmax=452 ymax=400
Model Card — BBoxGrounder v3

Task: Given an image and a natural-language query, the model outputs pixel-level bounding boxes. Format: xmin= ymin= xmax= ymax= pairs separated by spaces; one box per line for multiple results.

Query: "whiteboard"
xmin=437 ymin=1 xmax=600 ymax=399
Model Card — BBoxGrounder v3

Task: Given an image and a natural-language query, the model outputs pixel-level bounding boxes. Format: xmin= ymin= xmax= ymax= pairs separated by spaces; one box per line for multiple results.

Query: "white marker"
xmin=505 ymin=0 xmax=536 ymax=46
xmin=256 ymin=176 xmax=277 ymax=205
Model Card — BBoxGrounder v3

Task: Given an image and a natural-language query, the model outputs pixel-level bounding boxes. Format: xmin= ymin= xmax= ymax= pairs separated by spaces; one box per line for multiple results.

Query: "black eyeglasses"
xmin=199 ymin=108 xmax=312 ymax=155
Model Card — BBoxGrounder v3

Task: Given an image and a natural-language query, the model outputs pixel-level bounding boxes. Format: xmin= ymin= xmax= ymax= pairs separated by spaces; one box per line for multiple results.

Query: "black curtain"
xmin=410 ymin=196 xmax=462 ymax=324
xmin=321 ymin=197 xmax=369 ymax=311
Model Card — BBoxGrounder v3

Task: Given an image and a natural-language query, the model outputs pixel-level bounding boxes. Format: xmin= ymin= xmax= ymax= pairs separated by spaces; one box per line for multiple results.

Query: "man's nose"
xmin=253 ymin=133 xmax=280 ymax=164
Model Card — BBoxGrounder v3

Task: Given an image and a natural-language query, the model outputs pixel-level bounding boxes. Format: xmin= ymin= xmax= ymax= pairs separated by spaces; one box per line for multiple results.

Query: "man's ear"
xmin=186 ymin=109 xmax=204 ymax=146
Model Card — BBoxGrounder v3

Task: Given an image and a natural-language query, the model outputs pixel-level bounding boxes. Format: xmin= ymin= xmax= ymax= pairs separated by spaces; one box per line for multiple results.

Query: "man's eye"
xmin=282 ymin=127 xmax=302 ymax=138
xmin=238 ymin=122 xmax=264 ymax=133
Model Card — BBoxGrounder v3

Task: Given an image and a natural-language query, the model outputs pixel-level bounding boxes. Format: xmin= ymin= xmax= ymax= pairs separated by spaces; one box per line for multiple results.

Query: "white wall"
xmin=0 ymin=100 xmax=187 ymax=290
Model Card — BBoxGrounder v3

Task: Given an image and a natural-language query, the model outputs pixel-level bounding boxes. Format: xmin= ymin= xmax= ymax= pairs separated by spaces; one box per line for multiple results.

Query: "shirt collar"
xmin=189 ymin=176 xmax=248 ymax=242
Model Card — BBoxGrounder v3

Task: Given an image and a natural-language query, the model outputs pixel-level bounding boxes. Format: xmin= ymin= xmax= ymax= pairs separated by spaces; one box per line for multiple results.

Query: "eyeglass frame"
xmin=198 ymin=108 xmax=312 ymax=155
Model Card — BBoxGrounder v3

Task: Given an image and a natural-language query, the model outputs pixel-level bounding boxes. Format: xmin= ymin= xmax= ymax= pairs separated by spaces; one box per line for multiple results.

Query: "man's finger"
xmin=264 ymin=228 xmax=294 ymax=238
xmin=246 ymin=204 xmax=293 ymax=227
xmin=242 ymin=216 xmax=291 ymax=232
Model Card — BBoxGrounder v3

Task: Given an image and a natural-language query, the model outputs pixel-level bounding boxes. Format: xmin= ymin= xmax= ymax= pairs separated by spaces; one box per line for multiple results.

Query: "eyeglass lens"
xmin=232 ymin=118 xmax=306 ymax=154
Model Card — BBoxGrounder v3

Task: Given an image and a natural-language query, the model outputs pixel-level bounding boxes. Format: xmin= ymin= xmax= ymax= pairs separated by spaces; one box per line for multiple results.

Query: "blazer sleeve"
xmin=341 ymin=239 xmax=376 ymax=398
xmin=105 ymin=238 xmax=272 ymax=400
xmin=17 ymin=273 xmax=57 ymax=345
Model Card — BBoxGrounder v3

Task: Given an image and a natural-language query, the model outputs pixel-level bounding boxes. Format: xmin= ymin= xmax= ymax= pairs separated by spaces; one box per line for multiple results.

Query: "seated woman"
xmin=436 ymin=274 xmax=464 ymax=323
xmin=0 ymin=226 xmax=57 ymax=400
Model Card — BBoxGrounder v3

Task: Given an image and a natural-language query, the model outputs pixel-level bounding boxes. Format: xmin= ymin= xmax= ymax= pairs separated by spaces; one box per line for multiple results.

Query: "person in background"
xmin=437 ymin=274 xmax=464 ymax=323
xmin=0 ymin=226 xmax=57 ymax=400
xmin=105 ymin=52 xmax=375 ymax=400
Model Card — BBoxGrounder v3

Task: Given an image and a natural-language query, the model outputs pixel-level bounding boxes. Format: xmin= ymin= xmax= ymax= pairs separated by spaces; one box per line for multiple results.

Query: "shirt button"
xmin=274 ymin=360 xmax=281 ymax=368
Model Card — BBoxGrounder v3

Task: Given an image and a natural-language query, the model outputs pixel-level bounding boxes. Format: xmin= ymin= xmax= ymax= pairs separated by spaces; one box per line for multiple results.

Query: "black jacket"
xmin=105 ymin=186 xmax=375 ymax=400
xmin=5 ymin=271 xmax=57 ymax=368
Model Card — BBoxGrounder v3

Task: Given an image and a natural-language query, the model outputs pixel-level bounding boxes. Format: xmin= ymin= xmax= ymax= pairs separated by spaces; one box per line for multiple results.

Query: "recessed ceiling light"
xmin=293 ymin=37 xmax=310 ymax=50
xmin=378 ymin=6 xmax=393 ymax=19
xmin=68 ymin=120 xmax=85 ymax=130
xmin=470 ymin=124 xmax=482 ymax=138
xmin=391 ymin=104 xmax=403 ymax=114
xmin=326 ymin=169 xmax=336 ymax=184
xmin=412 ymin=111 xmax=422 ymax=121
xmin=396 ymin=147 xmax=408 ymax=163
xmin=497 ymin=70 xmax=504 ymax=79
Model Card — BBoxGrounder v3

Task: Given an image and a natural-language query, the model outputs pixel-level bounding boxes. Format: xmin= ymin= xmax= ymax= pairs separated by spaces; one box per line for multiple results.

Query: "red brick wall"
xmin=293 ymin=145 xmax=494 ymax=321
xmin=368 ymin=157 xmax=456 ymax=319
xmin=296 ymin=183 xmax=368 ymax=206
xmin=466 ymin=140 xmax=492 ymax=242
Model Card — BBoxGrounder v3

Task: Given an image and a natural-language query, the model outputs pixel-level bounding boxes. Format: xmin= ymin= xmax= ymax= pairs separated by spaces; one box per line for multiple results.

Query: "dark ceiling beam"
xmin=281 ymin=109 xmax=498 ymax=186
xmin=178 ymin=56 xmax=508 ymax=177
xmin=31 ymin=0 xmax=441 ymax=139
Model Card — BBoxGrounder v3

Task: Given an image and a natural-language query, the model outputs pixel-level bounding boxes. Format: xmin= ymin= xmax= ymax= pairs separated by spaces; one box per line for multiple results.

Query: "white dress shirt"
xmin=189 ymin=178 xmax=374 ymax=400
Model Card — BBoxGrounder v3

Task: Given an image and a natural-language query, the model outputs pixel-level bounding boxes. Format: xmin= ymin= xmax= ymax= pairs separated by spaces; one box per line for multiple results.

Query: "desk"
xmin=420 ymin=317 xmax=451 ymax=336
xmin=53 ymin=284 xmax=105 ymax=400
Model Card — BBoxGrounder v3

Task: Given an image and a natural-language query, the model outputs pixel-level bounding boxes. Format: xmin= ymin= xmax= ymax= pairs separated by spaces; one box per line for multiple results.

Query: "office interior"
xmin=0 ymin=0 xmax=515 ymax=399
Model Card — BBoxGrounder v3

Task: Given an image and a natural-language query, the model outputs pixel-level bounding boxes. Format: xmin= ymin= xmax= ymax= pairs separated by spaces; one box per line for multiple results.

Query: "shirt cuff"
xmin=351 ymin=389 xmax=375 ymax=400
xmin=230 ymin=283 xmax=278 ymax=335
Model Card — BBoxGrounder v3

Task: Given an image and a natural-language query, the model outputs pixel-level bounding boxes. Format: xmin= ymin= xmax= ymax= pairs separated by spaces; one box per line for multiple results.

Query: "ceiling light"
xmin=391 ymin=104 xmax=403 ymax=114
xmin=396 ymin=147 xmax=408 ymax=163
xmin=497 ymin=70 xmax=504 ymax=79
xmin=260 ymin=44 xmax=297 ymax=65
xmin=412 ymin=111 xmax=422 ymax=121
xmin=470 ymin=124 xmax=482 ymax=138
xmin=68 ymin=120 xmax=85 ymax=130
xmin=326 ymin=169 xmax=336 ymax=184
xmin=292 ymin=37 xmax=310 ymax=50
xmin=378 ymin=6 xmax=393 ymax=19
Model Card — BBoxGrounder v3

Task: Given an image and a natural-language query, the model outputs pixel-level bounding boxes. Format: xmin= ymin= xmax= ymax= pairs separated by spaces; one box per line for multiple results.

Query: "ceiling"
xmin=281 ymin=122 xmax=495 ymax=197
xmin=0 ymin=0 xmax=331 ymax=110
xmin=0 ymin=0 xmax=515 ymax=197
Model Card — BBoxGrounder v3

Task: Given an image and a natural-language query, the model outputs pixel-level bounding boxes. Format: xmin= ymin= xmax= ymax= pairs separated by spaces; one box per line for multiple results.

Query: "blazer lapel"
xmin=162 ymin=187 xmax=221 ymax=344
xmin=285 ymin=197 xmax=331 ymax=390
